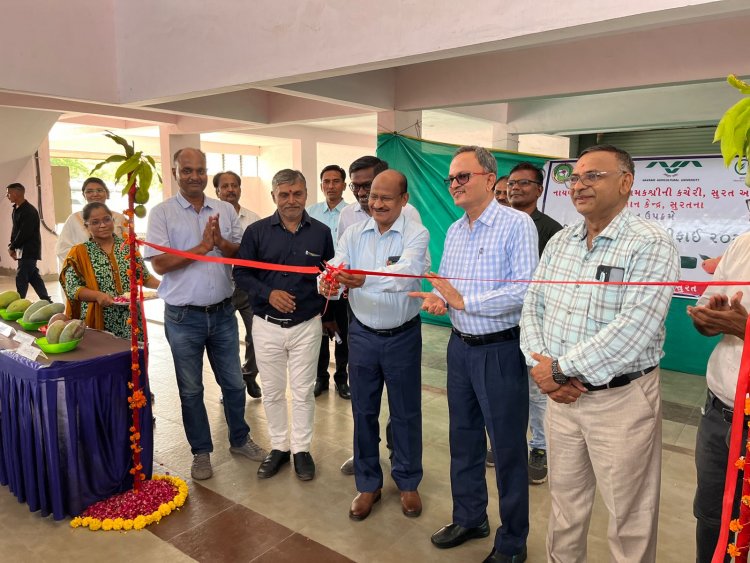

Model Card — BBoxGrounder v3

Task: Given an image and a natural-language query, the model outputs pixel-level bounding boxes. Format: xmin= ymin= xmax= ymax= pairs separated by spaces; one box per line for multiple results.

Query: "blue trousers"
xmin=447 ymin=332 xmax=529 ymax=555
xmin=164 ymin=302 xmax=250 ymax=454
xmin=349 ymin=318 xmax=422 ymax=492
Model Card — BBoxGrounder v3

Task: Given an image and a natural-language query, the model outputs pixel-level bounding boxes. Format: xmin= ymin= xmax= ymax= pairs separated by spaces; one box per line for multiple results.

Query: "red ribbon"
xmin=137 ymin=239 xmax=750 ymax=288
xmin=713 ymin=315 xmax=750 ymax=562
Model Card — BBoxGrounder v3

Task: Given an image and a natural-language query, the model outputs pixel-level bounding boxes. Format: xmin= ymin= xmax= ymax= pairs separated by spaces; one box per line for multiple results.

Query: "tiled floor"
xmin=0 ymin=277 xmax=705 ymax=562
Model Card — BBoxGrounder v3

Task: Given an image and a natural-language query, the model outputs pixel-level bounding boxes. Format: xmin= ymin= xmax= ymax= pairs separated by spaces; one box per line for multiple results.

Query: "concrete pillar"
xmin=158 ymin=127 xmax=201 ymax=198
xmin=491 ymin=123 xmax=519 ymax=152
xmin=377 ymin=111 xmax=423 ymax=138
xmin=291 ymin=136 xmax=319 ymax=204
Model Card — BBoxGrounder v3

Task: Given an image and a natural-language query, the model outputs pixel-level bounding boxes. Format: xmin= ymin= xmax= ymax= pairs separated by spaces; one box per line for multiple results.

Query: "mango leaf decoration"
xmin=714 ymin=75 xmax=750 ymax=185
xmin=88 ymin=131 xmax=161 ymax=197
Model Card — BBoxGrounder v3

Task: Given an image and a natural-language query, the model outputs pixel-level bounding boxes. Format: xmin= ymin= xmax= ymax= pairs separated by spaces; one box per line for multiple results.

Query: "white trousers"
xmin=252 ymin=315 xmax=321 ymax=453
xmin=546 ymin=368 xmax=662 ymax=563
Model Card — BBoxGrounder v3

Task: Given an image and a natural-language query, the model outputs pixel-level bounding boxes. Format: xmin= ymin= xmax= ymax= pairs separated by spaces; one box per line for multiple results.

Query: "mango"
xmin=7 ymin=298 xmax=32 ymax=313
xmin=0 ymin=290 xmax=21 ymax=308
xmin=59 ymin=319 xmax=86 ymax=343
xmin=48 ymin=313 xmax=70 ymax=325
xmin=46 ymin=320 xmax=68 ymax=344
xmin=22 ymin=300 xmax=50 ymax=322
xmin=28 ymin=302 xmax=65 ymax=323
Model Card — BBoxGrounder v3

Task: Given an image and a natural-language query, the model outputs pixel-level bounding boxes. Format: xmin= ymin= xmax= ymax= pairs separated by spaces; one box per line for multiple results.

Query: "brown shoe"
xmin=349 ymin=490 xmax=382 ymax=521
xmin=400 ymin=490 xmax=422 ymax=517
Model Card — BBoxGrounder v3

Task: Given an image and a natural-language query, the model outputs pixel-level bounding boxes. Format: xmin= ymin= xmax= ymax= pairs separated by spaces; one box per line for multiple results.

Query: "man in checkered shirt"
xmin=411 ymin=145 xmax=538 ymax=563
xmin=520 ymin=144 xmax=679 ymax=563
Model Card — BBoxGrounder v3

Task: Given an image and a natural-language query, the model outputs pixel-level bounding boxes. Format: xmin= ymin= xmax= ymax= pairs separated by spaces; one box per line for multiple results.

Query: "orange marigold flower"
xmin=728 ymin=544 xmax=742 ymax=557
xmin=730 ymin=519 xmax=744 ymax=532
xmin=745 ymin=397 xmax=750 ymax=415
xmin=742 ymin=495 xmax=750 ymax=506
xmin=737 ymin=457 xmax=746 ymax=470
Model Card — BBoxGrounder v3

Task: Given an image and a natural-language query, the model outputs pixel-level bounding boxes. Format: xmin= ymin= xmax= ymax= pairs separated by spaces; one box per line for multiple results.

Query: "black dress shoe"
xmin=257 ymin=449 xmax=290 ymax=479
xmin=293 ymin=452 xmax=315 ymax=481
xmin=335 ymin=382 xmax=351 ymax=400
xmin=483 ymin=546 xmax=527 ymax=562
xmin=243 ymin=373 xmax=262 ymax=398
xmin=314 ymin=380 xmax=329 ymax=397
xmin=431 ymin=518 xmax=491 ymax=549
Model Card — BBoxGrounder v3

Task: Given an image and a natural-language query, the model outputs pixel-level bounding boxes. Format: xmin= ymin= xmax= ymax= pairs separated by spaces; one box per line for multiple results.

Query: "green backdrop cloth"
xmin=376 ymin=132 xmax=713 ymax=375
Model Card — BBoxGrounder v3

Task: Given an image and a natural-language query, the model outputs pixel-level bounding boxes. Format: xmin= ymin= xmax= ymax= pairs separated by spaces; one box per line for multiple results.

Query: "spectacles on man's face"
xmin=443 ymin=171 xmax=492 ymax=188
xmin=349 ymin=181 xmax=373 ymax=193
xmin=507 ymin=179 xmax=542 ymax=189
xmin=85 ymin=215 xmax=114 ymax=228
xmin=564 ymin=170 xmax=626 ymax=189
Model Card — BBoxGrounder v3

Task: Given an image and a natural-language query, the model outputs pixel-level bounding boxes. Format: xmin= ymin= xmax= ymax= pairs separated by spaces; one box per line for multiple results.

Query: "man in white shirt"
xmin=687 ymin=232 xmax=750 ymax=563
xmin=307 ymin=165 xmax=351 ymax=399
xmin=214 ymin=171 xmax=262 ymax=398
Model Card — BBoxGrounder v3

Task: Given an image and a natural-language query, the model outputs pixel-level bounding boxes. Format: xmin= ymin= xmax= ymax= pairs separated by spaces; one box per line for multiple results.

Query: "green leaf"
xmin=104 ymin=131 xmax=135 ymax=157
xmin=90 ymin=154 xmax=127 ymax=175
xmin=114 ymin=153 xmax=143 ymax=184
xmin=124 ymin=163 xmax=142 ymax=192
xmin=138 ymin=163 xmax=153 ymax=193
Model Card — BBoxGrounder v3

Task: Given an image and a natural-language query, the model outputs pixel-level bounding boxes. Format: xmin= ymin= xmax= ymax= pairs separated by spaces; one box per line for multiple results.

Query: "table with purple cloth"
xmin=0 ymin=323 xmax=153 ymax=520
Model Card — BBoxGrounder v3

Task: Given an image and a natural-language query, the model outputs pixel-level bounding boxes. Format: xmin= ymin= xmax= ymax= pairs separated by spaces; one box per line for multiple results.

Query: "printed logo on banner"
xmin=735 ymin=158 xmax=747 ymax=176
xmin=645 ymin=160 xmax=703 ymax=176
xmin=551 ymin=163 xmax=573 ymax=184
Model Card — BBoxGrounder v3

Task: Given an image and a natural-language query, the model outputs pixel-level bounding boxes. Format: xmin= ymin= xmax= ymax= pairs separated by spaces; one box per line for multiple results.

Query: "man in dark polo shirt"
xmin=507 ymin=161 xmax=563 ymax=486
xmin=234 ymin=169 xmax=335 ymax=482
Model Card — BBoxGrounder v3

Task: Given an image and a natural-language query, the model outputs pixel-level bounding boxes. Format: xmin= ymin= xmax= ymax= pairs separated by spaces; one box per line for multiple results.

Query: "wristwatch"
xmin=551 ymin=359 xmax=568 ymax=385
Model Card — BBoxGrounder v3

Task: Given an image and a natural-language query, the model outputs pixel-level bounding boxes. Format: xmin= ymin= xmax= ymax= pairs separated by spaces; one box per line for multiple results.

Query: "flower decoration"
xmin=70 ymin=475 xmax=188 ymax=531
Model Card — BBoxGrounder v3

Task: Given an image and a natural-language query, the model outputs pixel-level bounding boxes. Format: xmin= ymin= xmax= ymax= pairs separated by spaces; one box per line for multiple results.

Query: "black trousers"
xmin=694 ymin=389 xmax=744 ymax=563
xmin=231 ymin=288 xmax=258 ymax=376
xmin=316 ymin=298 xmax=349 ymax=386
xmin=16 ymin=258 xmax=50 ymax=301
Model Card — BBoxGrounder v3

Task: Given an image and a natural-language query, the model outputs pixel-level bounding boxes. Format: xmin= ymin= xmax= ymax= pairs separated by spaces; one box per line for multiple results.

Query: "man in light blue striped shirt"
xmin=411 ymin=146 xmax=538 ymax=563
xmin=321 ymin=169 xmax=429 ymax=522
xmin=520 ymin=145 xmax=679 ymax=562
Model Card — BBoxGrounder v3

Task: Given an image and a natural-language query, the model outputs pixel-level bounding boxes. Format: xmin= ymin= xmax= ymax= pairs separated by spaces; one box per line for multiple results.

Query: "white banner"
xmin=541 ymin=155 xmax=749 ymax=298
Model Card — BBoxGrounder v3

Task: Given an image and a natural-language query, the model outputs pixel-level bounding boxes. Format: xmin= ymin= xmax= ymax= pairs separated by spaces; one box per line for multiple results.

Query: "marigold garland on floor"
xmin=69 ymin=475 xmax=188 ymax=531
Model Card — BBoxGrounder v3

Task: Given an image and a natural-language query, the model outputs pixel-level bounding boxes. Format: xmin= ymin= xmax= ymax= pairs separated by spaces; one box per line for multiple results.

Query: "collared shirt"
xmin=233 ymin=210 xmax=334 ymax=323
xmin=307 ymin=199 xmax=348 ymax=241
xmin=530 ymin=208 xmax=563 ymax=257
xmin=10 ymin=200 xmax=42 ymax=260
xmin=144 ymin=192 xmax=243 ymax=306
xmin=520 ymin=209 xmax=679 ymax=386
xmin=331 ymin=214 xmax=429 ymax=330
xmin=699 ymin=232 xmax=750 ymax=406
xmin=237 ymin=205 xmax=261 ymax=232
xmin=438 ymin=202 xmax=538 ymax=335
xmin=337 ymin=201 xmax=422 ymax=240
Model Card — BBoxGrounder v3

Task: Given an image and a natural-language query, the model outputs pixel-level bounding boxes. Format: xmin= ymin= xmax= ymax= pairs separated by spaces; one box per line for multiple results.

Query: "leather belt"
xmin=184 ymin=297 xmax=232 ymax=314
xmin=708 ymin=389 xmax=737 ymax=425
xmin=451 ymin=326 xmax=520 ymax=346
xmin=258 ymin=314 xmax=306 ymax=329
xmin=582 ymin=365 xmax=657 ymax=392
xmin=355 ymin=315 xmax=420 ymax=337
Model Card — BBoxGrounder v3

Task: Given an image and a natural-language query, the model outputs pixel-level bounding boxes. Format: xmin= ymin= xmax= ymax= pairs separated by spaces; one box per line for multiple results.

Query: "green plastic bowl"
xmin=16 ymin=319 xmax=47 ymax=331
xmin=0 ymin=309 xmax=24 ymax=321
xmin=35 ymin=337 xmax=82 ymax=354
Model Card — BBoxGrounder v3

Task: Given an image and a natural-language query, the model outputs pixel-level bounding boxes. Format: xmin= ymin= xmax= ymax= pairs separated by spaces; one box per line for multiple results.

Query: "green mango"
xmin=7 ymin=298 xmax=32 ymax=313
xmin=0 ymin=290 xmax=21 ymax=308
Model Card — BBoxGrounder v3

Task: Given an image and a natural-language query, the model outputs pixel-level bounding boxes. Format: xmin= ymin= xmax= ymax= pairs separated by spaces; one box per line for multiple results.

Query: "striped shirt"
xmin=437 ymin=201 xmax=538 ymax=335
xmin=520 ymin=209 xmax=679 ymax=386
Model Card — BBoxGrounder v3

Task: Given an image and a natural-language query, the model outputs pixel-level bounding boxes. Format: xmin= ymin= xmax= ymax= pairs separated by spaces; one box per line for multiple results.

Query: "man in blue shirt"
xmin=145 ymin=148 xmax=267 ymax=482
xmin=307 ymin=164 xmax=350 ymax=400
xmin=321 ymin=169 xmax=429 ymax=521
xmin=234 ymin=169 xmax=335 ymax=482
xmin=411 ymin=146 xmax=538 ymax=563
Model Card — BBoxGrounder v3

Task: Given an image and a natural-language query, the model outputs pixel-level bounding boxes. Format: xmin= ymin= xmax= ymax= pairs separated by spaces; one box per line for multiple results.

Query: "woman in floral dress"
xmin=60 ymin=202 xmax=159 ymax=340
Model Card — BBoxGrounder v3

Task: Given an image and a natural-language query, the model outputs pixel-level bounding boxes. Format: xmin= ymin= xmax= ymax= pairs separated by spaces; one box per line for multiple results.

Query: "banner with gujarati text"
xmin=542 ymin=155 xmax=749 ymax=298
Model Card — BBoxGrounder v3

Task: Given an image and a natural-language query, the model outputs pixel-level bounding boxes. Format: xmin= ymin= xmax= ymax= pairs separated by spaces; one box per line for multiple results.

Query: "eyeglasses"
xmin=85 ymin=215 xmax=114 ymax=228
xmin=564 ymin=170 xmax=626 ymax=188
xmin=83 ymin=188 xmax=107 ymax=195
xmin=443 ymin=171 xmax=492 ymax=188
xmin=507 ymin=179 xmax=542 ymax=189
xmin=349 ymin=181 xmax=372 ymax=192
